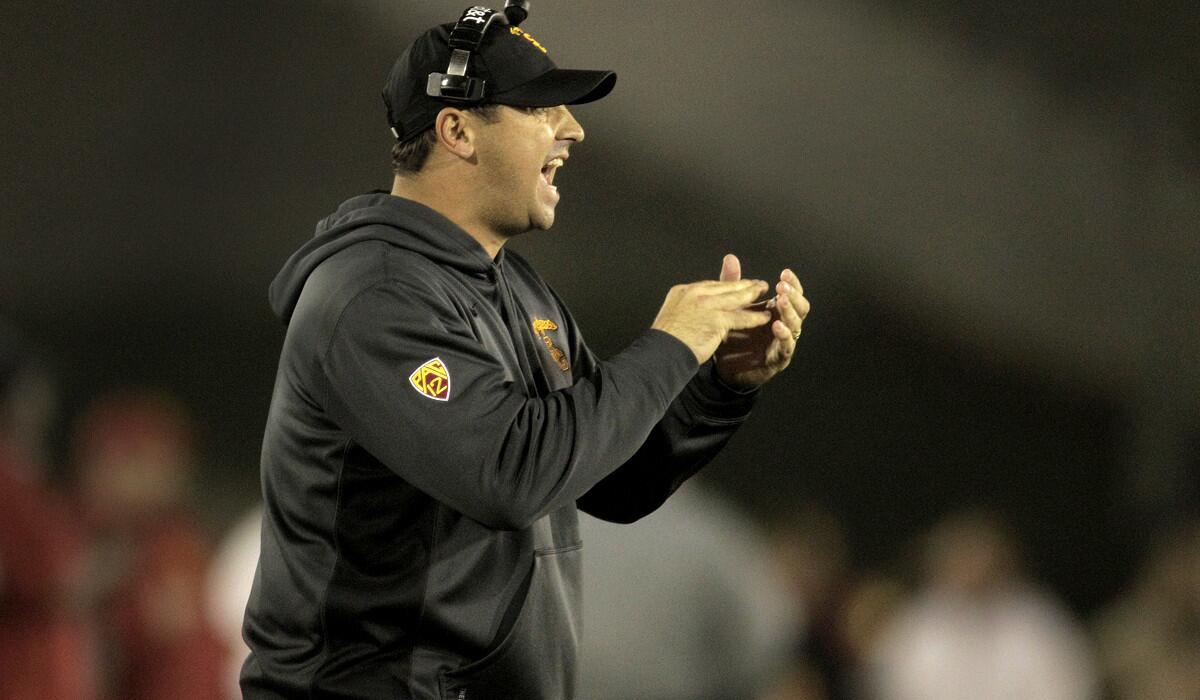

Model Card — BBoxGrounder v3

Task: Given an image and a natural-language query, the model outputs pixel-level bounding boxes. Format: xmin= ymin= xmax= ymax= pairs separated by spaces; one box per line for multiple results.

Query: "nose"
xmin=554 ymin=106 xmax=585 ymax=143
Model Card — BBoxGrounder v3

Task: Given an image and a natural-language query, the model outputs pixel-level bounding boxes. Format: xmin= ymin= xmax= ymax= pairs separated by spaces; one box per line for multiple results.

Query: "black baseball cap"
xmin=382 ymin=19 xmax=616 ymax=141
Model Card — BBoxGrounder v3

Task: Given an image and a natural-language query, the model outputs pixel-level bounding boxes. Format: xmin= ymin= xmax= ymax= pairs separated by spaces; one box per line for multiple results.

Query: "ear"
xmin=434 ymin=107 xmax=476 ymax=161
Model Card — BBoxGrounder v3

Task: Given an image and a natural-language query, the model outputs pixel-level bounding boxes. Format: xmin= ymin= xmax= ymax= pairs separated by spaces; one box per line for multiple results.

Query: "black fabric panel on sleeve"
xmin=574 ymin=334 xmax=761 ymax=523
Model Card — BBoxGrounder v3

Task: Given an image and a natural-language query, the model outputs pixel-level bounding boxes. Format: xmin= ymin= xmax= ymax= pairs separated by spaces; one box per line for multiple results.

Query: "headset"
xmin=426 ymin=2 xmax=532 ymax=104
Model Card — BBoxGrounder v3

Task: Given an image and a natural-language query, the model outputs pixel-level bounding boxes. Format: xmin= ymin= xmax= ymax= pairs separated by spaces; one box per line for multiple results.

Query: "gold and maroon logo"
xmin=531 ymin=319 xmax=570 ymax=372
xmin=509 ymin=26 xmax=548 ymax=54
xmin=409 ymin=357 xmax=450 ymax=401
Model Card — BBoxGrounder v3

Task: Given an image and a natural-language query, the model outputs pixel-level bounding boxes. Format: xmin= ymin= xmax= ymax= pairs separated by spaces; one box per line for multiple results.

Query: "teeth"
xmin=544 ymin=158 xmax=564 ymax=169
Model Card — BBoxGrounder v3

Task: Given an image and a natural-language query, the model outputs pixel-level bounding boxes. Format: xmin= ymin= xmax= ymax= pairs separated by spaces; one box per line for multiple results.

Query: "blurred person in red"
xmin=1094 ymin=519 xmax=1200 ymax=699
xmin=864 ymin=510 xmax=1099 ymax=700
xmin=73 ymin=389 xmax=225 ymax=700
xmin=0 ymin=321 xmax=97 ymax=700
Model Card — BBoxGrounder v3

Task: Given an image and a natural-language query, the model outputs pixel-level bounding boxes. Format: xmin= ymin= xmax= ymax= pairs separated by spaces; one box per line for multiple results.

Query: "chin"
xmin=530 ymin=208 xmax=556 ymax=231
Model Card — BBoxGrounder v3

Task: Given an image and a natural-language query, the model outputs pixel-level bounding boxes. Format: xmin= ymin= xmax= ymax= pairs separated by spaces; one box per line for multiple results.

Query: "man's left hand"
xmin=713 ymin=254 xmax=810 ymax=390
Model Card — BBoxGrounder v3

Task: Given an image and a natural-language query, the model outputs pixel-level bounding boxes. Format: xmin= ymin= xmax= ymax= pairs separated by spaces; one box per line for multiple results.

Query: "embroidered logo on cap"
xmin=409 ymin=357 xmax=451 ymax=401
xmin=509 ymin=25 xmax=548 ymax=54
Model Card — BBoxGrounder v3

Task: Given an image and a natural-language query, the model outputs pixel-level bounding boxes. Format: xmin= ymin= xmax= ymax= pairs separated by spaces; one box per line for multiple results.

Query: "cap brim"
xmin=492 ymin=69 xmax=617 ymax=108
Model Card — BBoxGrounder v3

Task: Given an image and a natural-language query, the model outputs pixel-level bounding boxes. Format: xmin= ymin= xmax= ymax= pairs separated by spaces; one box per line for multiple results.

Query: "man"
xmin=242 ymin=9 xmax=810 ymax=700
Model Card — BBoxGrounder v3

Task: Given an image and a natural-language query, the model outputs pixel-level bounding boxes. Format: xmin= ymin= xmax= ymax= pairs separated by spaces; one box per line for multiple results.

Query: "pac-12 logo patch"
xmin=409 ymin=357 xmax=450 ymax=401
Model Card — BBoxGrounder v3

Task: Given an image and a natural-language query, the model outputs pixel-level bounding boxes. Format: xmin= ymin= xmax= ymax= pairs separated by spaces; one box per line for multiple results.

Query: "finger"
xmin=772 ymin=319 xmax=796 ymax=345
xmin=725 ymin=309 xmax=773 ymax=330
xmin=710 ymin=280 xmax=769 ymax=307
xmin=720 ymin=253 xmax=741 ymax=282
xmin=767 ymin=320 xmax=796 ymax=366
xmin=774 ymin=284 xmax=807 ymax=332
xmin=776 ymin=278 xmax=810 ymax=317
xmin=696 ymin=278 xmax=763 ymax=291
xmin=782 ymin=268 xmax=805 ymax=297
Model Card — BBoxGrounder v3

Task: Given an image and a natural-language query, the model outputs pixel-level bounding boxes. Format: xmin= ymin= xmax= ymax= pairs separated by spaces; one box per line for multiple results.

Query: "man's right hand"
xmin=651 ymin=279 xmax=773 ymax=365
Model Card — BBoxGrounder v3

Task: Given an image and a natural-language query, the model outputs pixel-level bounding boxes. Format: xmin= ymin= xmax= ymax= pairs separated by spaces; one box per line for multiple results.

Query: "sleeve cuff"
xmin=685 ymin=360 xmax=760 ymax=419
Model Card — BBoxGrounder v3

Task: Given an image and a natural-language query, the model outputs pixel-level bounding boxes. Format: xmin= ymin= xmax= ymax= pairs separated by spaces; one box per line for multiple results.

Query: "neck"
xmin=390 ymin=173 xmax=507 ymax=260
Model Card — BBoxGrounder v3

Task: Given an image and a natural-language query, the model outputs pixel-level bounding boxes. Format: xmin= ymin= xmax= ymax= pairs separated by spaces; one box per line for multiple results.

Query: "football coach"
xmin=242 ymin=5 xmax=810 ymax=699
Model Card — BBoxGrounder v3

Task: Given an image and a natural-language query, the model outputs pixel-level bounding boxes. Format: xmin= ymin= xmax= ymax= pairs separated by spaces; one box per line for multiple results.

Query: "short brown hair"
xmin=391 ymin=104 xmax=503 ymax=175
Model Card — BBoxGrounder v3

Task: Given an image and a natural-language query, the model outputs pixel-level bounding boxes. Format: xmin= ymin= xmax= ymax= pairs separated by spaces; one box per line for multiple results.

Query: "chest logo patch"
xmin=409 ymin=357 xmax=450 ymax=401
xmin=531 ymin=319 xmax=570 ymax=372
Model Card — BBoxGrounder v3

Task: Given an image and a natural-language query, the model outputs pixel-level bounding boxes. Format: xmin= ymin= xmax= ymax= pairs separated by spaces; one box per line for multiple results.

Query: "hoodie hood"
xmin=269 ymin=193 xmax=496 ymax=324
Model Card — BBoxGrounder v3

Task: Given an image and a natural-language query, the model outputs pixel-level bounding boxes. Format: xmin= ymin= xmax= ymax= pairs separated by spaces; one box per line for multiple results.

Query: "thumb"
xmin=720 ymin=253 xmax=741 ymax=282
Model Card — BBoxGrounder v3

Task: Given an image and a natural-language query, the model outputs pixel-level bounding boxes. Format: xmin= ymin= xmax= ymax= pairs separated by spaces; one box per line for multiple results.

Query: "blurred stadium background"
xmin=1 ymin=1 xmax=1197 ymax=698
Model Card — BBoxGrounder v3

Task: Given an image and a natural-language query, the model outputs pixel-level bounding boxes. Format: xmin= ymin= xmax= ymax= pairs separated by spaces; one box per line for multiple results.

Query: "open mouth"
xmin=540 ymin=157 xmax=564 ymax=188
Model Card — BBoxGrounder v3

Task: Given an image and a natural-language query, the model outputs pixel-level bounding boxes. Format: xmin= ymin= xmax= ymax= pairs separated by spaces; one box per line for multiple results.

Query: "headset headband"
xmin=426 ymin=3 xmax=530 ymax=104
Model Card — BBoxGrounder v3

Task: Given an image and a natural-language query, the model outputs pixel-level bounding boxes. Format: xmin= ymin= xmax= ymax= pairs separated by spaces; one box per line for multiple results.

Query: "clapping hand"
xmin=713 ymin=254 xmax=809 ymax=389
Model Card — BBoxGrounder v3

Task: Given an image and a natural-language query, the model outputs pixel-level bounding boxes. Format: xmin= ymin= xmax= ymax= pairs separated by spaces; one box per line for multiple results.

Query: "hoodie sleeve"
xmin=317 ymin=278 xmax=699 ymax=531
xmin=571 ymin=322 xmax=760 ymax=523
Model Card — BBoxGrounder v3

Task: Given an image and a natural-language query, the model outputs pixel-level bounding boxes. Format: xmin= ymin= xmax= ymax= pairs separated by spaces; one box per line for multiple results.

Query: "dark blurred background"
xmin=2 ymin=2 xmax=1198 ymax=698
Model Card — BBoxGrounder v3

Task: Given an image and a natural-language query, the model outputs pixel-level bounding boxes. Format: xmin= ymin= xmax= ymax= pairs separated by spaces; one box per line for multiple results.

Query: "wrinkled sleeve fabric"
xmin=570 ymin=316 xmax=761 ymax=523
xmin=317 ymin=278 xmax=699 ymax=530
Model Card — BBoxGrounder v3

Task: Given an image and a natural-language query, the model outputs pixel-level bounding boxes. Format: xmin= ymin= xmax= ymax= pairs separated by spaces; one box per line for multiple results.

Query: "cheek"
xmin=482 ymin=146 xmax=536 ymax=189
xmin=503 ymin=155 xmax=544 ymax=204
xmin=476 ymin=125 xmax=551 ymax=198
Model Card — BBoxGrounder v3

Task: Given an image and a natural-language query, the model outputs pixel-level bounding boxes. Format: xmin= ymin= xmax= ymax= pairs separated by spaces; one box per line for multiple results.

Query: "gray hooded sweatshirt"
xmin=241 ymin=193 xmax=758 ymax=699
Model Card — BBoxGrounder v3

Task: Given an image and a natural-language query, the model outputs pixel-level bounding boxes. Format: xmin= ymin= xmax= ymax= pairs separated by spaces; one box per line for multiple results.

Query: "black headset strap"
xmin=446 ymin=6 xmax=505 ymax=79
xmin=424 ymin=6 xmax=510 ymax=104
xmin=410 ymin=3 xmax=529 ymax=132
